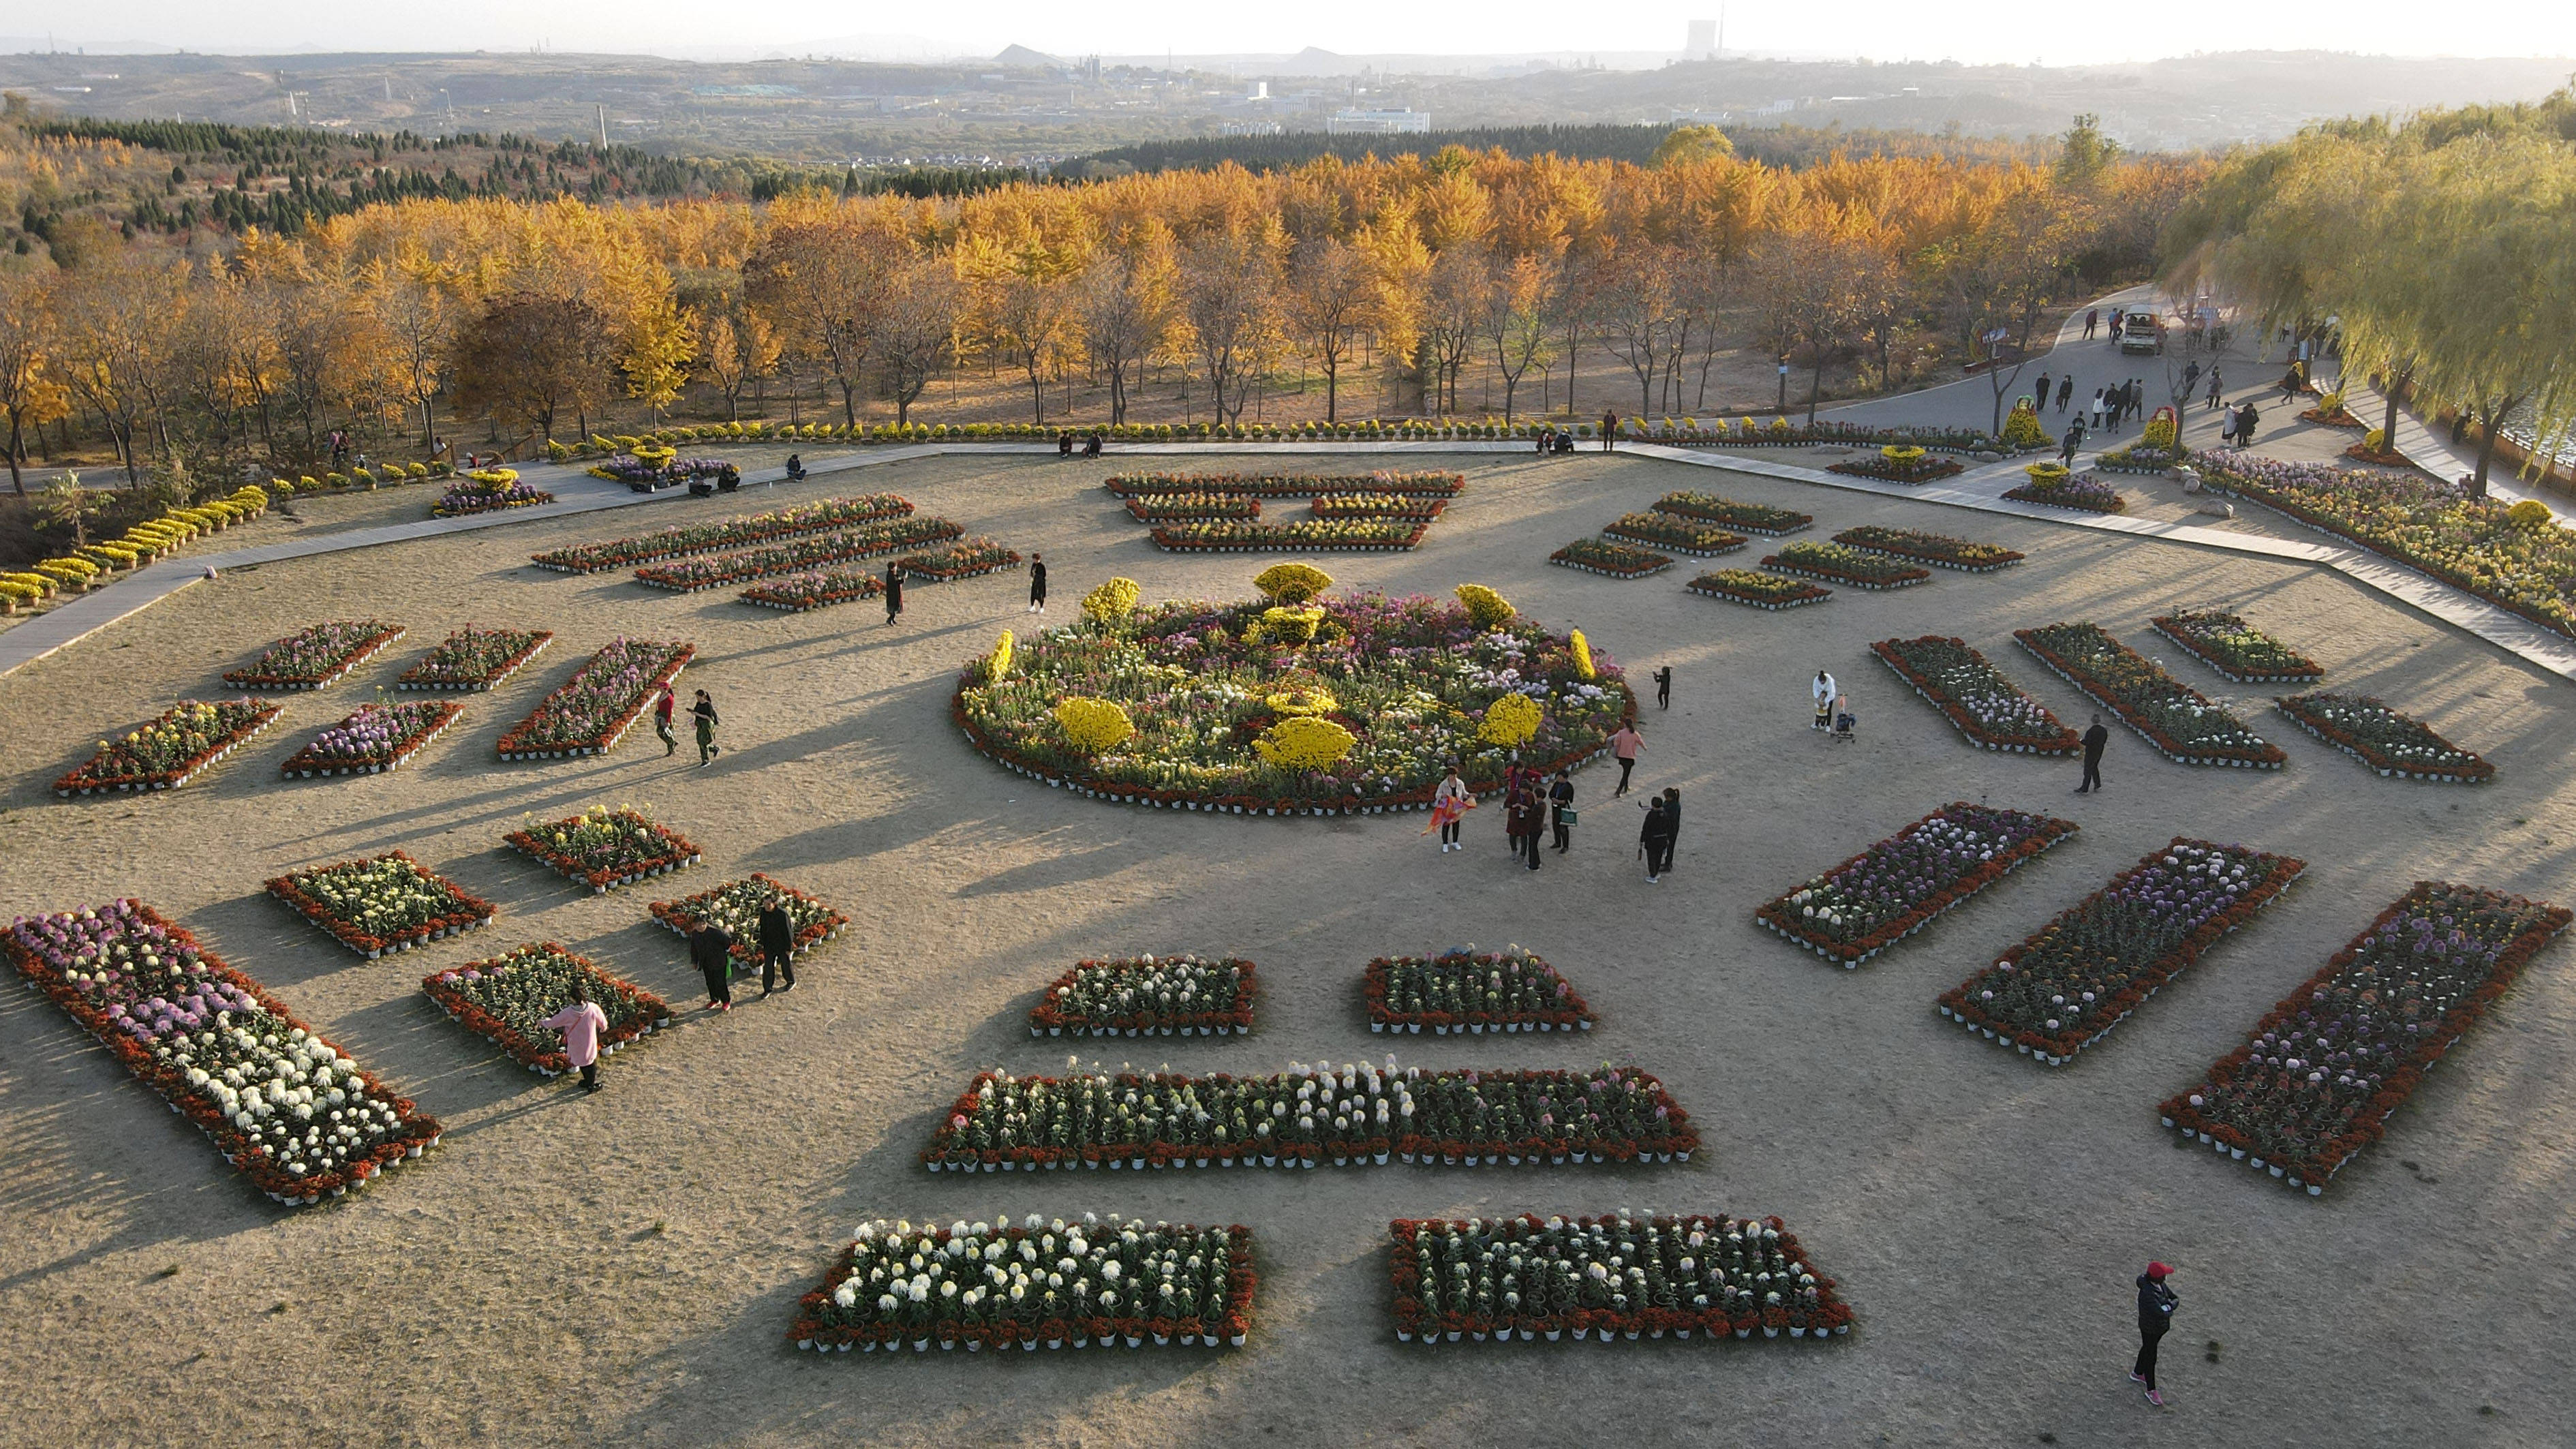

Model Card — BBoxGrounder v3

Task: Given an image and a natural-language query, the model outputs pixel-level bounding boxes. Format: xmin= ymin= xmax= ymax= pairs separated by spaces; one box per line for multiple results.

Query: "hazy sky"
xmin=21 ymin=0 xmax=2576 ymax=63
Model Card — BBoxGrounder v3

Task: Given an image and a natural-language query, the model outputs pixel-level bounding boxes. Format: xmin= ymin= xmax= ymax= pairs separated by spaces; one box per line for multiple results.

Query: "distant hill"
xmin=1075 ymin=121 xmax=2044 ymax=176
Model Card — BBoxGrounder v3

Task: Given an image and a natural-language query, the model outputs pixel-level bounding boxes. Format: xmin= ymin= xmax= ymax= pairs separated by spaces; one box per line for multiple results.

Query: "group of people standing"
xmin=535 ymin=897 xmax=806 ymax=1095
xmin=1425 ymin=671 xmax=1683 ymax=882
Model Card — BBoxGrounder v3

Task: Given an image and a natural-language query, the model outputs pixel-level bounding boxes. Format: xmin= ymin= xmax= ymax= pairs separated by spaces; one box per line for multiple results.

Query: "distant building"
xmin=1221 ymin=121 xmax=1285 ymax=137
xmin=1670 ymin=108 xmax=1731 ymax=124
xmin=1686 ymin=20 xmax=1717 ymax=58
xmin=1328 ymin=108 xmax=1430 ymax=136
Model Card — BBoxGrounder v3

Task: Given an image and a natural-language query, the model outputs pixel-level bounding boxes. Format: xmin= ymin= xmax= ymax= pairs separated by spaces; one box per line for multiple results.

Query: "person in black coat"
xmin=1657 ymin=787 xmax=1681 ymax=874
xmin=691 ymin=922 xmax=736 ymax=1012
xmin=1026 ymin=552 xmax=1047 ymax=615
xmin=1638 ymin=798 xmax=1674 ymax=883
xmin=2132 ymin=1262 xmax=2178 ymax=1404
xmin=1548 ymin=769 xmax=1574 ymax=852
xmin=1057 ymin=430 xmax=1074 ymax=457
xmin=2076 ymin=713 xmax=2109 ymax=793
xmin=884 ymin=563 xmax=904 ymax=626
xmin=758 ymin=897 xmax=797 ymax=995
xmin=1653 ymin=665 xmax=1672 ymax=709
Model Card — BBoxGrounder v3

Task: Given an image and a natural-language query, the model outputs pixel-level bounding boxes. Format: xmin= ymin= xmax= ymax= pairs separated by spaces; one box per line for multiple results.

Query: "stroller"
xmin=1828 ymin=700 xmax=1857 ymax=744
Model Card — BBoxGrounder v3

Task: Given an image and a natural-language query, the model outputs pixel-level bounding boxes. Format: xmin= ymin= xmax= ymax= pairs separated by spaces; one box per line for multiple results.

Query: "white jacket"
xmin=1813 ymin=673 xmax=1838 ymax=706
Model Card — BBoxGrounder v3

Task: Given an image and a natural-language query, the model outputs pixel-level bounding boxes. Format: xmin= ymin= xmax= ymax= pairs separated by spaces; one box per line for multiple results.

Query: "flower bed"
xmin=955 ymin=588 xmax=1634 ymax=816
xmin=222 ymin=620 xmax=406 ymax=690
xmin=790 ymin=1216 xmax=1257 ymax=1353
xmin=2299 ymin=401 xmax=2367 ymax=428
xmin=1365 ymin=946 xmax=1594 ymax=1034
xmin=1649 ymin=491 xmax=1810 ymax=535
xmin=1105 ymin=470 xmax=1463 ymax=499
xmin=2015 ymin=623 xmax=2286 ymax=768
xmin=1871 ymin=637 xmax=2078 ymax=754
xmin=1390 ymin=1212 xmax=1851 ymax=1345
xmin=923 ymin=1061 xmax=1698 ymax=1171
xmin=2094 ymin=442 xmax=2181 ymax=474
xmin=395 ymin=626 xmax=552 ymax=691
xmin=2149 ymin=610 xmax=2325 ymax=684
xmin=1311 ymin=493 xmax=1450 ymax=520
xmin=423 ymin=944 xmax=673 ymax=1076
xmin=1937 ymin=839 xmax=2306 ymax=1065
xmin=266 ymin=850 xmax=498 ymax=957
xmin=632 ymin=517 xmax=962 ymax=592
xmin=55 ymin=699 xmax=281 ymax=796
xmin=895 ymin=536 xmax=1022 ymax=582
xmin=1550 ymin=537 xmax=1672 ymax=579
xmin=1028 ymin=954 xmax=1258 ymax=1037
xmin=279 ymin=700 xmax=465 ymax=777
xmin=431 ymin=469 xmax=553 ymax=517
xmin=1125 ymin=493 xmax=1261 ymax=522
xmin=1600 ymin=513 xmax=1745 ymax=558
xmin=1831 ymin=526 xmax=2023 ymax=573
xmin=1762 ymin=540 xmax=1931 ymax=591
xmin=647 ymin=873 xmax=848 ymax=966
xmin=2004 ymin=473 xmax=2128 ymax=513
xmin=1 ymin=900 xmax=440 ymax=1206
xmin=506 ymin=805 xmax=702 ymax=893
xmin=2158 ymin=883 xmax=2570 ymax=1195
xmin=2275 ymin=694 xmax=2494 ymax=782
xmin=1755 ymin=803 xmax=2078 ymax=966
xmin=737 ymin=570 xmax=887 ymax=612
xmin=1149 ymin=519 xmax=1428 ymax=552
xmin=528 ymin=495 xmax=917 ymax=573
xmin=494 ymin=638 xmax=692 ymax=760
xmin=1685 ymin=569 xmax=1829 ymax=610
xmin=1827 ymin=453 xmax=1966 ymax=484
xmin=1671 ymin=418 xmax=2004 ymax=454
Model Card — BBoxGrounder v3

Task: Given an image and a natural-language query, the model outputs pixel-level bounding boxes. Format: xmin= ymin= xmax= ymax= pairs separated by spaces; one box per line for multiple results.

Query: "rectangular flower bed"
xmin=647 ymin=874 xmax=848 ymax=967
xmin=1686 ymin=569 xmax=1829 ymax=610
xmin=1828 ymin=453 xmax=1965 ymax=484
xmin=55 ymin=698 xmax=282 ymax=796
xmin=1390 ymin=1212 xmax=1851 ymax=1345
xmin=2149 ymin=609 xmax=2325 ymax=684
xmin=395 ymin=626 xmax=552 ymax=691
xmin=506 ymin=805 xmax=703 ymax=893
xmin=1650 ymin=491 xmax=1810 ymax=535
xmin=738 ymin=570 xmax=887 ymax=612
xmin=2275 ymin=693 xmax=2493 ymax=782
xmin=1601 ymin=513 xmax=1745 ymax=558
xmin=431 ymin=472 xmax=553 ymax=517
xmin=266 ymin=850 xmax=499 ymax=958
xmin=222 ymin=620 xmax=406 ymax=690
xmin=1125 ymin=493 xmax=1260 ymax=522
xmin=494 ymin=638 xmax=692 ymax=760
xmin=1550 ymin=537 xmax=1672 ymax=579
xmin=1149 ymin=519 xmax=1427 ymax=553
xmin=1311 ymin=493 xmax=1449 ymax=520
xmin=423 ymin=943 xmax=674 ymax=1076
xmin=791 ymin=1217 xmax=1257 ymax=1353
xmin=279 ymin=700 xmax=465 ymax=777
xmin=1366 ymin=946 xmax=1594 ymax=1034
xmin=1105 ymin=470 xmax=1463 ymax=499
xmin=1762 ymin=540 xmax=1931 ymax=591
xmin=2158 ymin=883 xmax=2570 ymax=1196
xmin=632 ymin=516 xmax=963 ymax=592
xmin=1937 ymin=838 xmax=2306 ymax=1065
xmin=1028 ymin=954 xmax=1258 ymax=1037
xmin=529 ymin=494 xmax=915 ymax=573
xmin=1833 ymin=526 xmax=2024 ymax=573
xmin=894 ymin=536 xmax=1021 ymax=582
xmin=1755 ymin=802 xmax=2078 ymax=966
xmin=1 ymin=900 xmax=442 ymax=1206
xmin=2005 ymin=474 xmax=2127 ymax=513
xmin=2015 ymin=622 xmax=2286 ymax=768
xmin=923 ymin=1061 xmax=1698 ymax=1172
xmin=1871 ymin=637 xmax=2078 ymax=754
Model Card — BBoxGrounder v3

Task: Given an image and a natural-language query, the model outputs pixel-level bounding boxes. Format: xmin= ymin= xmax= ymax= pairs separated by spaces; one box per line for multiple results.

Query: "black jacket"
xmin=758 ymin=903 xmax=794 ymax=956
xmin=1640 ymin=806 xmax=1673 ymax=845
xmin=2082 ymin=724 xmax=2109 ymax=759
xmin=1029 ymin=560 xmax=1046 ymax=592
xmin=690 ymin=925 xmax=735 ymax=975
xmin=2137 ymin=1275 xmax=2177 ymax=1337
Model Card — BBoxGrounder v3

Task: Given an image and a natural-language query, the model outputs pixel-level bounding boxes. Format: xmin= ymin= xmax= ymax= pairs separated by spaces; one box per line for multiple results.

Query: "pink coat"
xmin=539 ymin=1001 xmax=610 ymax=1069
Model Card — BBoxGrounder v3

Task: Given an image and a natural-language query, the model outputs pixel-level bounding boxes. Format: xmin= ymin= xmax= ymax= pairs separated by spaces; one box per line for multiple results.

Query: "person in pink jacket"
xmin=540 ymin=978 xmax=611 ymax=1093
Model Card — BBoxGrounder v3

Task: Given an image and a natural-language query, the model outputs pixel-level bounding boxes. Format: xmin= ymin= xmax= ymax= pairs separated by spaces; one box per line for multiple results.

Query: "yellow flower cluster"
xmin=632 ymin=445 xmax=677 ymax=467
xmin=1054 ymin=697 xmax=1135 ymax=754
xmin=2142 ymin=414 xmax=2179 ymax=450
xmin=1253 ymin=562 xmax=1334 ymax=603
xmin=2023 ymin=461 xmax=2073 ymax=489
xmin=1569 ymin=628 xmax=1597 ymax=682
xmin=1266 ymin=684 xmax=1338 ymax=716
xmin=1478 ymin=692 xmax=1542 ymax=747
xmin=2003 ymin=402 xmax=2050 ymax=448
xmin=1081 ymin=576 xmax=1141 ymax=624
xmin=1455 ymin=583 xmax=1515 ymax=630
xmin=1880 ymin=444 xmax=1929 ymax=464
xmin=464 ymin=468 xmax=521 ymax=487
xmin=1253 ymin=714 xmax=1356 ymax=769
xmin=2506 ymin=499 xmax=2554 ymax=530
xmin=1257 ymin=605 xmax=1324 ymax=644
xmin=4 ymin=485 xmax=268 ymax=609
xmin=983 ymin=628 xmax=1015 ymax=682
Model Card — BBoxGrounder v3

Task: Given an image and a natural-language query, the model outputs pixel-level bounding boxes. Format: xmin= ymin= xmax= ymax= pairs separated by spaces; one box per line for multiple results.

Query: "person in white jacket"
xmin=1812 ymin=670 xmax=1839 ymax=730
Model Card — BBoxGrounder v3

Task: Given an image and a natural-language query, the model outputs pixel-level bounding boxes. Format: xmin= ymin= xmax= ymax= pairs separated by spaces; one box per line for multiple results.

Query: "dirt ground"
xmin=2 ymin=448 xmax=2571 ymax=1449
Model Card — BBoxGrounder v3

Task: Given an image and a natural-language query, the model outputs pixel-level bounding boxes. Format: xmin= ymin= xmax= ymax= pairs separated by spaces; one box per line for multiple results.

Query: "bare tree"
xmin=1283 ymin=237 xmax=1371 ymax=423
xmin=53 ymin=254 xmax=185 ymax=484
xmin=1599 ymin=246 xmax=1682 ymax=419
xmin=375 ymin=266 xmax=455 ymax=449
xmin=1482 ymin=254 xmax=1557 ymax=425
xmin=0 ymin=274 xmax=69 ymax=494
xmin=990 ymin=265 xmax=1078 ymax=425
xmin=1936 ymin=192 xmax=2074 ymax=436
xmin=1751 ymin=230 xmax=1875 ymax=425
xmin=1077 ymin=251 xmax=1172 ymax=427
xmin=1419 ymin=245 xmax=1489 ymax=416
xmin=745 ymin=220 xmax=904 ymax=429
xmin=1180 ymin=230 xmax=1281 ymax=425
xmin=453 ymin=291 xmax=617 ymax=443
xmin=876 ymin=262 xmax=957 ymax=428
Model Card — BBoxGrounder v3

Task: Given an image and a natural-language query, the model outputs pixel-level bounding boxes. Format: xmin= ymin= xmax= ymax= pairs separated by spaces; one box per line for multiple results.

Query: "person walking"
xmin=1653 ymin=665 xmax=1672 ymax=710
xmin=2055 ymin=376 xmax=2074 ymax=413
xmin=1638 ymin=797 xmax=1674 ymax=884
xmin=2083 ymin=307 xmax=2100 ymax=339
xmin=2089 ymin=388 xmax=2107 ymax=430
xmin=1428 ymin=765 xmax=1472 ymax=851
xmin=883 ymin=562 xmax=904 ymax=626
xmin=1610 ymin=720 xmax=1644 ymax=795
xmin=690 ymin=688 xmax=721 ymax=766
xmin=2032 ymin=373 xmax=2051 ymax=412
xmin=1657 ymin=787 xmax=1681 ymax=875
xmin=1811 ymin=669 xmax=1838 ymax=731
xmin=1600 ymin=409 xmax=1619 ymax=452
xmin=758 ymin=894 xmax=797 ymax=996
xmin=692 ymin=920 xmax=736 ymax=1013
xmin=2205 ymin=367 xmax=2225 ymax=411
xmin=2132 ymin=1262 xmax=2179 ymax=1406
xmin=654 ymin=684 xmax=679 ymax=757
xmin=538 ymin=978 xmax=611 ymax=1093
xmin=2060 ymin=420 xmax=2086 ymax=467
xmin=1508 ymin=779 xmax=1542 ymax=871
xmin=1549 ymin=769 xmax=1575 ymax=852
xmin=2182 ymin=360 xmax=2201 ymax=396
xmin=1027 ymin=551 xmax=1047 ymax=615
xmin=2076 ymin=712 xmax=2109 ymax=793
xmin=2235 ymin=399 xmax=2260 ymax=446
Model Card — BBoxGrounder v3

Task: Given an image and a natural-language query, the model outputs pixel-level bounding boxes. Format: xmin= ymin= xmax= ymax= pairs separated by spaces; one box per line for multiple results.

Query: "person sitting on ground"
xmin=1057 ymin=430 xmax=1074 ymax=457
xmin=1084 ymin=430 xmax=1105 ymax=457
xmin=784 ymin=453 xmax=805 ymax=481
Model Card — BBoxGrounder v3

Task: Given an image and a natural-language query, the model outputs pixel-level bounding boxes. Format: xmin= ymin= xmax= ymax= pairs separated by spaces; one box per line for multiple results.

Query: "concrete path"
xmin=1822 ymin=284 xmax=2166 ymax=434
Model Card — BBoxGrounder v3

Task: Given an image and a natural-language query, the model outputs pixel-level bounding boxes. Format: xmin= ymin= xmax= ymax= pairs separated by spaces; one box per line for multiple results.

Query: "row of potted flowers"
xmin=1311 ymin=493 xmax=1449 ymax=520
xmin=1366 ymin=946 xmax=1595 ymax=1034
xmin=1124 ymin=493 xmax=1261 ymax=522
xmin=631 ymin=517 xmax=964 ymax=592
xmin=2274 ymin=693 xmax=2494 ymax=782
xmin=529 ymin=494 xmax=917 ymax=573
xmin=1686 ymin=569 xmax=1830 ymax=610
xmin=1600 ymin=513 xmax=1745 ymax=558
xmin=506 ymin=804 xmax=703 ymax=893
xmin=1390 ymin=1212 xmax=1851 ymax=1345
xmin=647 ymin=873 xmax=848 ymax=967
xmin=2148 ymin=609 xmax=2325 ymax=684
xmin=923 ymin=1061 xmax=1699 ymax=1171
xmin=423 ymin=943 xmax=675 ymax=1076
xmin=266 ymin=850 xmax=498 ymax=958
xmin=791 ymin=1216 xmax=1257 ymax=1354
xmin=1755 ymin=802 xmax=2079 ymax=966
xmin=221 ymin=620 xmax=408 ymax=691
xmin=1827 ymin=444 xmax=1967 ymax=485
xmin=1871 ymin=637 xmax=2078 ymax=754
xmin=1762 ymin=540 xmax=1931 ymax=592
xmin=2006 ymin=465 xmax=2128 ymax=513
xmin=1 ymin=900 xmax=442 ymax=1205
xmin=493 ymin=638 xmax=693 ymax=760
xmin=431 ymin=469 xmax=553 ymax=517
xmin=2159 ymin=882 xmax=2570 ymax=1195
xmin=1148 ymin=518 xmax=1429 ymax=553
xmin=2015 ymin=623 xmax=2286 ymax=768
xmin=1103 ymin=471 xmax=1465 ymax=499
xmin=739 ymin=568 xmax=885 ymax=612
xmin=1831 ymin=526 xmax=2023 ymax=573
xmin=395 ymin=626 xmax=553 ymax=690
xmin=1028 ymin=954 xmax=1259 ymax=1037
xmin=279 ymin=699 xmax=464 ymax=776
xmin=892 ymin=537 xmax=1022 ymax=582
xmin=55 ymin=698 xmax=282 ymax=796
xmin=1550 ymin=537 xmax=1672 ymax=579
xmin=1649 ymin=491 xmax=1811 ymax=536
xmin=1937 ymin=838 xmax=2305 ymax=1065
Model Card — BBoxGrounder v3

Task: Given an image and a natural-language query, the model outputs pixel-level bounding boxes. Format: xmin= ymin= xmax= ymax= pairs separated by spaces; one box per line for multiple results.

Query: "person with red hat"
xmin=2132 ymin=1261 xmax=2179 ymax=1405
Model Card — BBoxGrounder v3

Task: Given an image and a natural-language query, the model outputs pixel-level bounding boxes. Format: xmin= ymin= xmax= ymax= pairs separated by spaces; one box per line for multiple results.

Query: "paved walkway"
xmin=1822 ymin=284 xmax=2165 ymax=434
